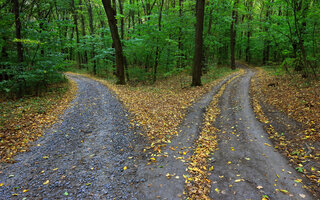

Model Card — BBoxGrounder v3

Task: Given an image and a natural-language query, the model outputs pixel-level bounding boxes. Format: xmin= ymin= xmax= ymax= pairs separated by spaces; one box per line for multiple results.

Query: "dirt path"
xmin=0 ymin=75 xmax=144 ymax=199
xmin=209 ymin=69 xmax=314 ymax=200
xmin=0 ymin=71 xmax=315 ymax=200
xmin=134 ymin=73 xmax=239 ymax=200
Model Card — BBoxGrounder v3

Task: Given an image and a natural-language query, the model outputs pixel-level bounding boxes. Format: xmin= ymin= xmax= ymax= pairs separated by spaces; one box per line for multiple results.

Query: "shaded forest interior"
xmin=0 ymin=0 xmax=319 ymax=98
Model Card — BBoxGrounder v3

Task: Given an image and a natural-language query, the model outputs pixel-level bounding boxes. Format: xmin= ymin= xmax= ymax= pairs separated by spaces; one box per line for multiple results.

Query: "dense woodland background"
xmin=0 ymin=0 xmax=319 ymax=98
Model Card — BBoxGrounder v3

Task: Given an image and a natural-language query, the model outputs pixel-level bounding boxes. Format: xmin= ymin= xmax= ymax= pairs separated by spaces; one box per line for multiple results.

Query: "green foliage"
xmin=1 ymin=0 xmax=319 ymax=97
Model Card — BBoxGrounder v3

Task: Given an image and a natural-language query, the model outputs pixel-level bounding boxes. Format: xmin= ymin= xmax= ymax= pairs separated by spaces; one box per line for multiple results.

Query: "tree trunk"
xmin=192 ymin=0 xmax=205 ymax=87
xmin=263 ymin=0 xmax=272 ymax=64
xmin=102 ymin=0 xmax=125 ymax=85
xmin=177 ymin=0 xmax=184 ymax=68
xmin=72 ymin=0 xmax=81 ymax=68
xmin=153 ymin=0 xmax=164 ymax=83
xmin=118 ymin=0 xmax=129 ymax=81
xmin=245 ymin=0 xmax=253 ymax=63
xmin=13 ymin=0 xmax=24 ymax=63
xmin=79 ymin=0 xmax=88 ymax=64
xmin=230 ymin=0 xmax=239 ymax=70
xmin=86 ymin=0 xmax=97 ymax=75
xmin=118 ymin=0 xmax=125 ymax=40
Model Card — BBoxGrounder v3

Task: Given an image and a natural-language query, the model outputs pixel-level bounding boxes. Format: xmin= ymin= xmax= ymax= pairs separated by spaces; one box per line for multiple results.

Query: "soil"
xmin=209 ymin=69 xmax=314 ymax=200
xmin=133 ymin=73 xmax=239 ymax=200
xmin=0 ymin=75 xmax=145 ymax=199
xmin=0 ymin=70 xmax=317 ymax=200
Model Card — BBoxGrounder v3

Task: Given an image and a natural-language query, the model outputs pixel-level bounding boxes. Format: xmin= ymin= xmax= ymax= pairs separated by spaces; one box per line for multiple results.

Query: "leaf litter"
xmin=251 ymin=67 xmax=320 ymax=197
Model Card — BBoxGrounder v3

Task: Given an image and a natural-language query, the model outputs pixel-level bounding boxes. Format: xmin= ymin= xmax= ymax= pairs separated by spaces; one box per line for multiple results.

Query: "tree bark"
xmin=13 ymin=0 xmax=24 ymax=63
xmin=102 ymin=0 xmax=125 ymax=84
xmin=192 ymin=0 xmax=205 ymax=86
xmin=245 ymin=0 xmax=253 ymax=63
xmin=72 ymin=0 xmax=81 ymax=68
xmin=86 ymin=0 xmax=97 ymax=75
xmin=79 ymin=0 xmax=88 ymax=64
xmin=178 ymin=0 xmax=184 ymax=68
xmin=230 ymin=0 xmax=239 ymax=70
xmin=263 ymin=0 xmax=272 ymax=64
xmin=153 ymin=0 xmax=164 ymax=83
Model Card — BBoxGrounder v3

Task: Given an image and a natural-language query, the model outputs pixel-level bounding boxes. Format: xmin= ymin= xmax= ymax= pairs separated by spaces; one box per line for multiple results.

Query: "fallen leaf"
xmin=23 ymin=189 xmax=28 ymax=193
xmin=123 ymin=166 xmax=127 ymax=170
xmin=43 ymin=180 xmax=49 ymax=185
xmin=280 ymin=189 xmax=289 ymax=194
xmin=299 ymin=194 xmax=306 ymax=198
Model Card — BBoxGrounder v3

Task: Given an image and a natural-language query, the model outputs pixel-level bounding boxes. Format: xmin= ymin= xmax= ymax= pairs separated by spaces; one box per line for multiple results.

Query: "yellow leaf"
xmin=53 ymin=168 xmax=58 ymax=171
xmin=264 ymin=143 xmax=271 ymax=147
xmin=280 ymin=189 xmax=289 ymax=194
xmin=209 ymin=166 xmax=214 ymax=171
xmin=123 ymin=166 xmax=127 ymax=170
xmin=234 ymin=179 xmax=244 ymax=183
xmin=0 ymin=183 xmax=3 ymax=187
xmin=23 ymin=189 xmax=29 ymax=193
xmin=215 ymin=188 xmax=220 ymax=193
xmin=294 ymin=179 xmax=302 ymax=183
xmin=43 ymin=180 xmax=49 ymax=185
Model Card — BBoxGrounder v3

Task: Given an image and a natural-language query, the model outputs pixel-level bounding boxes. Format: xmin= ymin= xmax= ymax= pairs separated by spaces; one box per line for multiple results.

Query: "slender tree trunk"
xmin=102 ymin=0 xmax=125 ymax=84
xmin=263 ymin=0 xmax=272 ymax=64
xmin=79 ymin=0 xmax=88 ymax=65
xmin=72 ymin=0 xmax=81 ymax=68
xmin=230 ymin=0 xmax=239 ymax=70
xmin=178 ymin=0 xmax=184 ymax=68
xmin=118 ymin=0 xmax=129 ymax=81
xmin=293 ymin=0 xmax=308 ymax=72
xmin=13 ymin=0 xmax=24 ymax=63
xmin=153 ymin=0 xmax=164 ymax=83
xmin=86 ymin=0 xmax=97 ymax=75
xmin=245 ymin=0 xmax=253 ymax=63
xmin=192 ymin=0 xmax=205 ymax=86
xmin=205 ymin=4 xmax=214 ymax=65
xmin=118 ymin=0 xmax=124 ymax=40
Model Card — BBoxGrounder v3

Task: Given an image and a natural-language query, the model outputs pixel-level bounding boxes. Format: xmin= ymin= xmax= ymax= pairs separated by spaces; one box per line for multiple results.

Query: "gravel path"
xmin=0 ymin=71 xmax=316 ymax=200
xmin=133 ymin=73 xmax=239 ymax=200
xmin=209 ymin=70 xmax=314 ymax=200
xmin=0 ymin=75 xmax=144 ymax=199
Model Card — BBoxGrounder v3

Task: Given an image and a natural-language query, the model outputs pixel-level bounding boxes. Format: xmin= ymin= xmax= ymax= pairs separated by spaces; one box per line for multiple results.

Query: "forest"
xmin=0 ymin=0 xmax=320 ymax=199
xmin=0 ymin=0 xmax=319 ymax=97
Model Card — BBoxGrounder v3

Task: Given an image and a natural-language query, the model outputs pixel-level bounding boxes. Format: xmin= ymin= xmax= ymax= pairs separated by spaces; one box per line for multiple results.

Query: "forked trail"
xmin=0 ymin=71 xmax=314 ymax=199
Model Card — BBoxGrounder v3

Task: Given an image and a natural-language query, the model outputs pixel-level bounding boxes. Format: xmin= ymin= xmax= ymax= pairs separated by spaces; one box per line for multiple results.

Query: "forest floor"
xmin=0 ymin=66 xmax=319 ymax=199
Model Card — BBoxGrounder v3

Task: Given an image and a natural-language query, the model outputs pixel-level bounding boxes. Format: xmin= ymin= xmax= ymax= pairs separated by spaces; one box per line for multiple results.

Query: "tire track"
xmin=208 ymin=69 xmax=313 ymax=200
